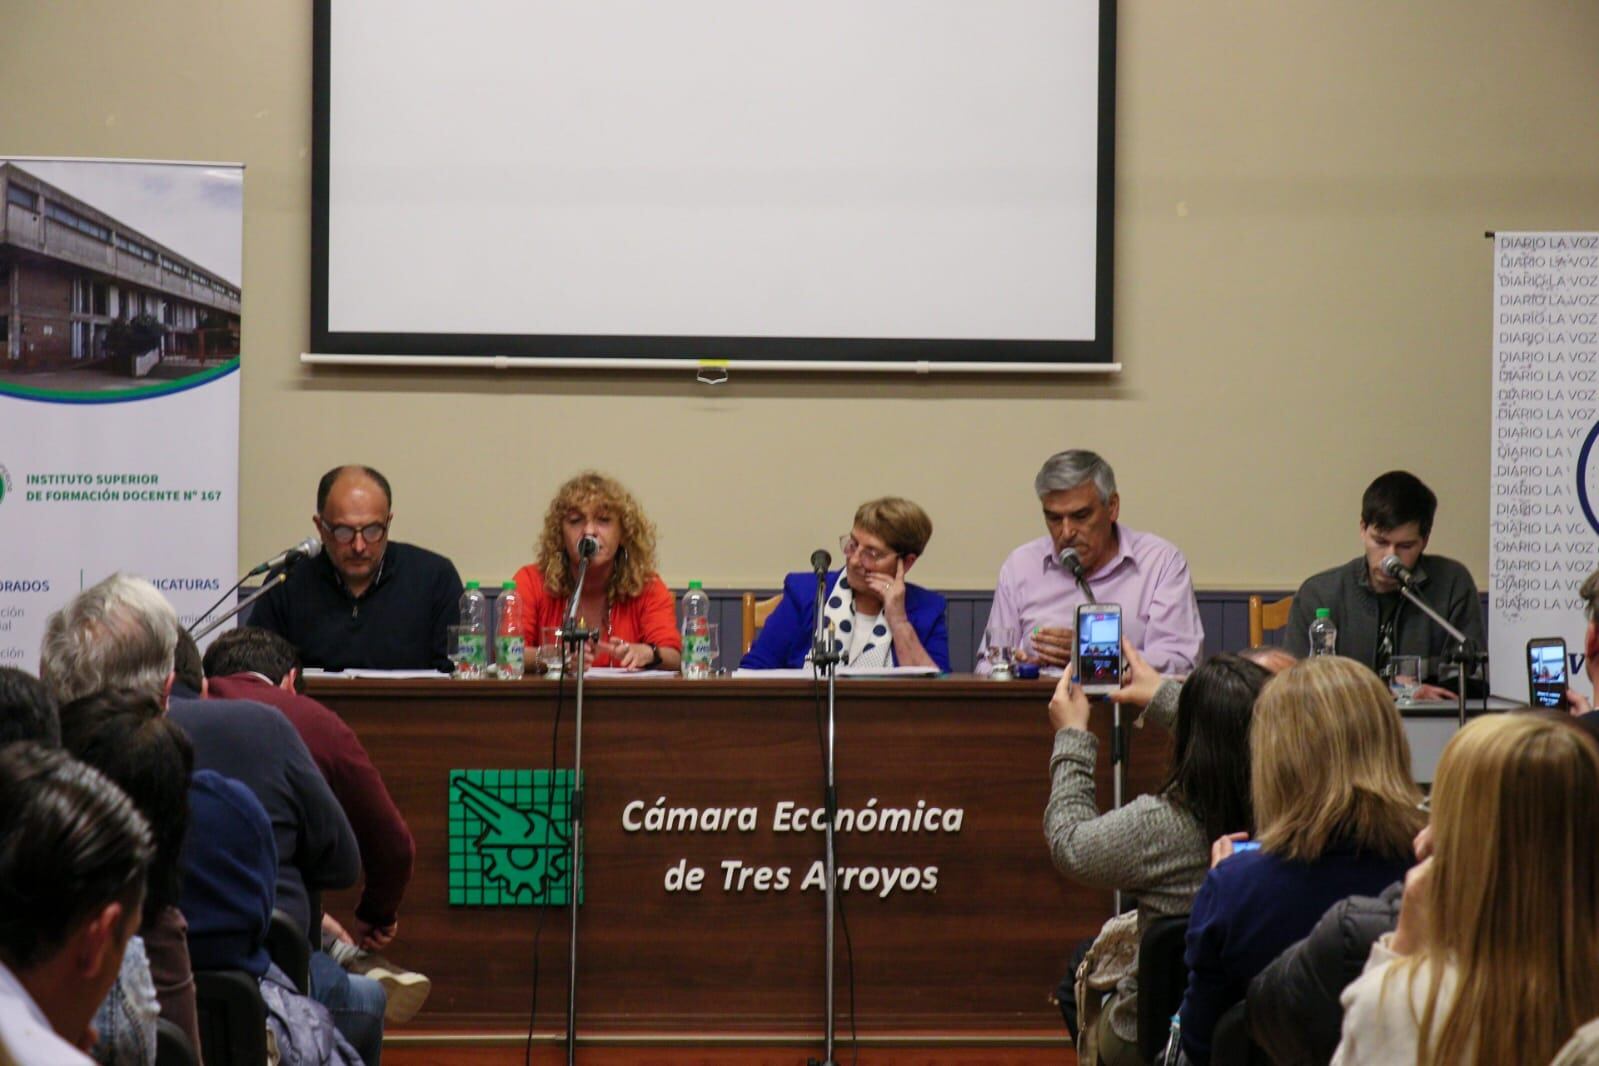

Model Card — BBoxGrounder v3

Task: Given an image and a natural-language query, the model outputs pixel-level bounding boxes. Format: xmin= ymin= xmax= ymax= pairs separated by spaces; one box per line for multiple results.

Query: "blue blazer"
xmin=740 ymin=570 xmax=950 ymax=672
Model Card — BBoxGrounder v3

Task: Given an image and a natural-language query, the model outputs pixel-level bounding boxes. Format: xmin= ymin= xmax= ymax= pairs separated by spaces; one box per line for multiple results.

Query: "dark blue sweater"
xmin=180 ymin=770 xmax=278 ymax=976
xmin=1179 ymin=843 xmax=1410 ymax=1064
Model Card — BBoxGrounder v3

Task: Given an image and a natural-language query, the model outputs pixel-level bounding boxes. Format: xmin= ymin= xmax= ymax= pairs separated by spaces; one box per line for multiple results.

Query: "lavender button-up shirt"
xmin=977 ymin=525 xmax=1204 ymax=675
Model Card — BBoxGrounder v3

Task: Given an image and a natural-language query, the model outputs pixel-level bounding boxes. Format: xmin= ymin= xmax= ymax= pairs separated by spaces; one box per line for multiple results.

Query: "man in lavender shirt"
xmin=977 ymin=450 xmax=1204 ymax=675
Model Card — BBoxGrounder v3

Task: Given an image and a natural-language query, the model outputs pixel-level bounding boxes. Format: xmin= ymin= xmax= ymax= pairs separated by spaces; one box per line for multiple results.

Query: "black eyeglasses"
xmin=320 ymin=518 xmax=389 ymax=545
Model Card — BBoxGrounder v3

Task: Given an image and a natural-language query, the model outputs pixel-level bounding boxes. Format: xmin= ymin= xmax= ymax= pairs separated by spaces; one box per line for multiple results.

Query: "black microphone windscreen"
xmin=810 ymin=549 xmax=832 ymax=573
xmin=579 ymin=535 xmax=599 ymax=558
xmin=1381 ymin=555 xmax=1412 ymax=583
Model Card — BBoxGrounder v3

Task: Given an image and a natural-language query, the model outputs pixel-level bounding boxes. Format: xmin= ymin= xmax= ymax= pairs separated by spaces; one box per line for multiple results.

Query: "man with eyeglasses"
xmin=977 ymin=450 xmax=1203 ymax=675
xmin=251 ymin=465 xmax=465 ymax=671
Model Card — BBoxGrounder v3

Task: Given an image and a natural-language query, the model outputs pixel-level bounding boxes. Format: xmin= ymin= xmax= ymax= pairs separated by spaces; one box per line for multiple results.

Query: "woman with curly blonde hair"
xmin=1332 ymin=712 xmax=1599 ymax=1065
xmin=512 ymin=472 xmax=681 ymax=671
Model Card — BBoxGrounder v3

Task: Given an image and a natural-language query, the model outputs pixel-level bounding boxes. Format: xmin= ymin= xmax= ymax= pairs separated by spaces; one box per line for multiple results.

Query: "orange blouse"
xmin=511 ymin=564 xmax=682 ymax=668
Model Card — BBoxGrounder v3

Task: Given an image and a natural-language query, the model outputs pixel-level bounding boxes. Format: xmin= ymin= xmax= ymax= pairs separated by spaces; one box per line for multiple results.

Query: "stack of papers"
xmin=730 ymin=665 xmax=941 ymax=679
xmin=301 ymin=668 xmax=450 ymax=680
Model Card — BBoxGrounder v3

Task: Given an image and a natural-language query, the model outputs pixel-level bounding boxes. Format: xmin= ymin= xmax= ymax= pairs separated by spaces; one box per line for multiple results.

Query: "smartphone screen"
xmin=1075 ymin=604 xmax=1122 ymax=694
xmin=1527 ymin=639 xmax=1568 ymax=709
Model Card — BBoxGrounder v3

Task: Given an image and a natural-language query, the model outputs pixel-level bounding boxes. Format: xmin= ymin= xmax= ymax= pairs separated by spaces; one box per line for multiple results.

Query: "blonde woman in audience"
xmin=1178 ymin=656 xmax=1423 ymax=1065
xmin=1332 ymin=713 xmax=1599 ymax=1065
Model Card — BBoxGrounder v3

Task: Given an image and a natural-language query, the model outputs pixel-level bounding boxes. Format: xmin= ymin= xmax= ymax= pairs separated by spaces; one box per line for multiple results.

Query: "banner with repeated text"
xmin=1490 ymin=232 xmax=1599 ymax=704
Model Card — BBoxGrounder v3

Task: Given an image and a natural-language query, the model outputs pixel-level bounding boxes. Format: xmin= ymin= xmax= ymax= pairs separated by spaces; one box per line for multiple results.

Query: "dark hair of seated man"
xmin=0 ymin=666 xmax=60 ymax=747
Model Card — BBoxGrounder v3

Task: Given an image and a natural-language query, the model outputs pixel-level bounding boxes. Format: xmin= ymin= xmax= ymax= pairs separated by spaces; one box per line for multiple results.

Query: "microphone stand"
xmin=809 ymin=564 xmax=843 ymax=1066
xmin=561 ymin=550 xmax=594 ymax=1066
xmin=1393 ymin=583 xmax=1487 ymax=729
xmin=188 ymin=572 xmax=286 ymax=641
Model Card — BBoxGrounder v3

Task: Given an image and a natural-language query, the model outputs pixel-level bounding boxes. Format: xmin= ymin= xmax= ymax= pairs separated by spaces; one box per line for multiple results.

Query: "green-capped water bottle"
xmin=496 ymin=581 xmax=524 ymax=680
xmin=1309 ymin=607 xmax=1337 ymax=657
xmin=681 ymin=580 xmax=712 ymax=678
xmin=455 ymin=581 xmax=488 ymax=679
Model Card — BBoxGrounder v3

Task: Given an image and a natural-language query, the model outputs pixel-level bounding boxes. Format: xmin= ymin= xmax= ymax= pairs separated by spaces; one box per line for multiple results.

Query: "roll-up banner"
xmin=0 ymin=158 xmax=241 ymax=671
xmin=1490 ymin=232 xmax=1599 ymax=703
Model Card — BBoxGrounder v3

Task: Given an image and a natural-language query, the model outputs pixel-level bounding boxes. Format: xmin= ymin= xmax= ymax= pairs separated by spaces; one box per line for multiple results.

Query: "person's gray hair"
xmin=1033 ymin=450 xmax=1117 ymax=504
xmin=39 ymin=574 xmax=180 ymax=706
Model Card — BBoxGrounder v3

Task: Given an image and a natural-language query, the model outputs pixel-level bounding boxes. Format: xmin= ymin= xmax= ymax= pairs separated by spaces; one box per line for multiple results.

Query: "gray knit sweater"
xmin=1044 ymin=679 xmax=1209 ymax=1043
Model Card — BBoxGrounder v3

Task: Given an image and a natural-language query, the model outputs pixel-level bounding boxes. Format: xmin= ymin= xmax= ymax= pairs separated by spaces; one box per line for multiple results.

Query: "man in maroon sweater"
xmin=202 ymin=627 xmax=414 ymax=951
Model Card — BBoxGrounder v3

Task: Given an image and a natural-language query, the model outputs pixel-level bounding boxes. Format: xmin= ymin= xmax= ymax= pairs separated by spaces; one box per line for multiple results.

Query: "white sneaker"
xmin=351 ymin=952 xmax=432 ymax=1024
xmin=321 ymin=936 xmax=432 ymax=1024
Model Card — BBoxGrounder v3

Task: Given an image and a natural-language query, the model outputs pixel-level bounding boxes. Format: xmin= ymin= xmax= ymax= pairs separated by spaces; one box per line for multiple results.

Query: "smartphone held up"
xmin=1075 ymin=603 xmax=1123 ymax=696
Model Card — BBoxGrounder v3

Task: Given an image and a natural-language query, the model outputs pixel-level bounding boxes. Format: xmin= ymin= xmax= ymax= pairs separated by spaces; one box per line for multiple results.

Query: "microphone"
xmin=578 ymin=535 xmax=599 ymax=559
xmin=249 ymin=536 xmax=321 ymax=576
xmin=1381 ymin=555 xmax=1415 ymax=587
xmin=1059 ymin=546 xmax=1093 ymax=600
xmin=810 ymin=549 xmax=832 ymax=575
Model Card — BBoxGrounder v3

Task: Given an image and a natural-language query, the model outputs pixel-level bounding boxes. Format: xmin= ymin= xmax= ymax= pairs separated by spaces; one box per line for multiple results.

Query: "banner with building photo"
xmin=1490 ymin=232 xmax=1599 ymax=704
xmin=0 ymin=158 xmax=241 ymax=671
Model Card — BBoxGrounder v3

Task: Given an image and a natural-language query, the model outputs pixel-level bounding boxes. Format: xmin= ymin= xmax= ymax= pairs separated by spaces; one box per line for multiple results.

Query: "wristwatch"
xmin=645 ymin=643 xmax=662 ymax=669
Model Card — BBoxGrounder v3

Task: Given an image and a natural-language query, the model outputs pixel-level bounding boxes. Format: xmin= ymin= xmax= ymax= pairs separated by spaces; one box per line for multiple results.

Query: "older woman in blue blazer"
xmin=741 ymin=498 xmax=950 ymax=672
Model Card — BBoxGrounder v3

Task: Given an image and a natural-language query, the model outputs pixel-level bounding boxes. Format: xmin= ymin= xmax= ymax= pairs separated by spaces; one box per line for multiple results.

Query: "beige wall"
xmin=8 ymin=3 xmax=1598 ymax=592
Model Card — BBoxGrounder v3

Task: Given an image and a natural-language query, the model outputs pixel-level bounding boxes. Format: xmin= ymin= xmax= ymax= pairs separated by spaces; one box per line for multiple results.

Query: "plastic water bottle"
xmin=1160 ymin=1013 xmax=1182 ymax=1066
xmin=681 ymin=580 xmax=712 ymax=679
xmin=456 ymin=581 xmax=488 ymax=679
xmin=495 ymin=581 xmax=524 ymax=680
xmin=1309 ymin=607 xmax=1337 ymax=657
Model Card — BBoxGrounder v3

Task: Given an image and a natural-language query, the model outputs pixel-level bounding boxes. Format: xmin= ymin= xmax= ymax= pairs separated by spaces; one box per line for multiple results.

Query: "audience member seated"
xmin=1250 ymin=710 xmax=1599 ymax=1066
xmin=1331 ymin=713 xmax=1599 ymax=1064
xmin=1285 ymin=471 xmax=1483 ymax=697
xmin=0 ymin=666 xmax=61 ymax=746
xmin=39 ymin=576 xmax=204 ymax=1056
xmin=741 ymin=497 xmax=949 ymax=671
xmin=204 ymin=626 xmax=432 ymax=1023
xmin=1046 ymin=644 xmax=1267 ymax=1065
xmin=179 ymin=755 xmax=361 ymax=1065
xmin=59 ymin=689 xmax=194 ymax=1066
xmin=513 ymin=471 xmax=683 ymax=671
xmin=1247 ymin=874 xmax=1406 ymax=1066
xmin=251 ymin=464 xmax=464 ymax=671
xmin=204 ymin=626 xmax=415 ymax=950
xmin=978 ymin=449 xmax=1205 ymax=676
xmin=0 ymin=744 xmax=153 ymax=1064
xmin=1178 ymin=656 xmax=1423 ymax=1064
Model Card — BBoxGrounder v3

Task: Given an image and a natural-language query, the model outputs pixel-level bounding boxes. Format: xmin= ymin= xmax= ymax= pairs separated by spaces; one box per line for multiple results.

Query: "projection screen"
xmin=311 ymin=0 xmax=1116 ymax=371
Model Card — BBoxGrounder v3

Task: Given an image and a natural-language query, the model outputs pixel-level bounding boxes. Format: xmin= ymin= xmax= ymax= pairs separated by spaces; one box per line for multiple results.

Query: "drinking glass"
xmin=703 ymin=622 xmax=720 ymax=673
xmin=537 ymin=625 xmax=566 ymax=677
xmin=1387 ymin=654 xmax=1421 ymax=706
xmin=985 ymin=624 xmax=1018 ymax=680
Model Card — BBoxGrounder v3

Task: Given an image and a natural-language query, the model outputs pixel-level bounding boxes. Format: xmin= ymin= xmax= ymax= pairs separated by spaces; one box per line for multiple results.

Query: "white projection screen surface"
xmin=312 ymin=0 xmax=1115 ymax=369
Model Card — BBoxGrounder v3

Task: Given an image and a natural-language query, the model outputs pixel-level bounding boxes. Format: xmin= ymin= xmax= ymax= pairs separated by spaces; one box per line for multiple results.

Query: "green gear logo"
xmin=448 ymin=769 xmax=581 ymax=907
xmin=0 ymin=465 xmax=10 ymax=507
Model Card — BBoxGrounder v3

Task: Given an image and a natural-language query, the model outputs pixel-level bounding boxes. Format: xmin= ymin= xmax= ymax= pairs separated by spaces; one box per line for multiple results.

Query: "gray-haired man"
xmin=978 ymin=449 xmax=1203 ymax=675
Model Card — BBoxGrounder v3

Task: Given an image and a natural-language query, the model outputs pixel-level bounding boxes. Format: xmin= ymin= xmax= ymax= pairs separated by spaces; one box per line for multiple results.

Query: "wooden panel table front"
xmin=308 ymin=677 xmax=1170 ymax=1037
